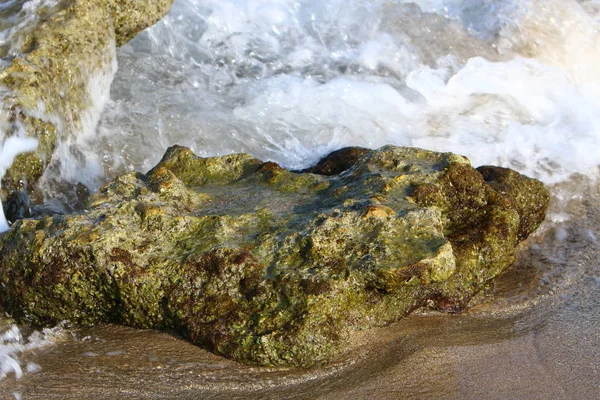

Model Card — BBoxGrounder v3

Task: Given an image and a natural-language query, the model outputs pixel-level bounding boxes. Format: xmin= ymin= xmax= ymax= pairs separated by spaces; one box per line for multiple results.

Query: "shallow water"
xmin=1 ymin=0 xmax=600 ymax=398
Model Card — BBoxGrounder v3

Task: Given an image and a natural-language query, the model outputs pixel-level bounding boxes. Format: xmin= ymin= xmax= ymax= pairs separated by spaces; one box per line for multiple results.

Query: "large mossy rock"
xmin=0 ymin=0 xmax=174 ymax=199
xmin=0 ymin=145 xmax=549 ymax=366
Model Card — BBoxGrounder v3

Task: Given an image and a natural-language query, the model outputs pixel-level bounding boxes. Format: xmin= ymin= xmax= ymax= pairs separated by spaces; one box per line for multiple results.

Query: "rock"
xmin=0 ymin=0 xmax=174 ymax=200
xmin=110 ymin=0 xmax=178 ymax=47
xmin=0 ymin=145 xmax=549 ymax=367
xmin=298 ymin=146 xmax=370 ymax=175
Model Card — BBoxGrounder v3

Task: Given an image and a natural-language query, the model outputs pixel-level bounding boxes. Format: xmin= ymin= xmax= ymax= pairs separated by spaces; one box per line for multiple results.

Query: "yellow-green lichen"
xmin=0 ymin=145 xmax=549 ymax=367
xmin=1 ymin=0 xmax=174 ymax=198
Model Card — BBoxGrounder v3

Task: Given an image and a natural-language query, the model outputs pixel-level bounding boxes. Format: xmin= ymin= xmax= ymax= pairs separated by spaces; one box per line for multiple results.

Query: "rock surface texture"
xmin=0 ymin=0 xmax=174 ymax=201
xmin=0 ymin=145 xmax=549 ymax=367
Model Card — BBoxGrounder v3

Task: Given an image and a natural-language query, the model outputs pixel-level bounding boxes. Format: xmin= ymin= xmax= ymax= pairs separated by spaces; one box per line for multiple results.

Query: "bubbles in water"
xmin=407 ymin=56 xmax=600 ymax=183
xmin=84 ymin=0 xmax=600 ymax=192
xmin=0 ymin=322 xmax=65 ymax=381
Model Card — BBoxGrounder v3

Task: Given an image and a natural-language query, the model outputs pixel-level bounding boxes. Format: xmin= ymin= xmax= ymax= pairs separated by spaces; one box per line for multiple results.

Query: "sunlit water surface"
xmin=1 ymin=0 xmax=599 ymax=398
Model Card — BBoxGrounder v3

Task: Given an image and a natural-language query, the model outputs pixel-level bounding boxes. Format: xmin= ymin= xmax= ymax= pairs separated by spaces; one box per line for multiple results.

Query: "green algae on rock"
xmin=0 ymin=0 xmax=174 ymax=200
xmin=0 ymin=145 xmax=549 ymax=367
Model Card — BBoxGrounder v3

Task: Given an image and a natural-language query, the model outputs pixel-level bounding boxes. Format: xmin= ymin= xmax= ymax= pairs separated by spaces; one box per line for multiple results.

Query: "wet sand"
xmin=1 ymin=181 xmax=598 ymax=400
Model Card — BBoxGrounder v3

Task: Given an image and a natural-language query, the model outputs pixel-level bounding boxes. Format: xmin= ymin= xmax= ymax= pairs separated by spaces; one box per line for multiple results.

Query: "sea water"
xmin=4 ymin=0 xmax=598 ymax=192
xmin=0 ymin=0 xmax=599 ymax=395
xmin=89 ymin=0 xmax=600 ymax=186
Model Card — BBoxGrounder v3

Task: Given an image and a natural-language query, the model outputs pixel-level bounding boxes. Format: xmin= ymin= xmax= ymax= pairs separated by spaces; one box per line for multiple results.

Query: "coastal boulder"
xmin=0 ymin=145 xmax=549 ymax=366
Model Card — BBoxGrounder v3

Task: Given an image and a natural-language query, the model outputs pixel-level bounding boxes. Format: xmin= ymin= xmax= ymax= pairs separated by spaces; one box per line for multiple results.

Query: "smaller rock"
xmin=300 ymin=147 xmax=370 ymax=175
xmin=477 ymin=165 xmax=550 ymax=241
xmin=1 ymin=0 xmax=175 ymax=208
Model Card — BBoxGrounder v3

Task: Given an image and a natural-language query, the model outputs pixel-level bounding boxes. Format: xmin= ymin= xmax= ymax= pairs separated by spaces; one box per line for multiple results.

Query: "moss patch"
xmin=1 ymin=0 xmax=174 ymax=200
xmin=0 ymin=145 xmax=549 ymax=367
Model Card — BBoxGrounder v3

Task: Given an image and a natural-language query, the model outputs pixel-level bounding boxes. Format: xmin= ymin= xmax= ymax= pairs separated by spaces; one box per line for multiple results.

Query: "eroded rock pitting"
xmin=0 ymin=145 xmax=548 ymax=367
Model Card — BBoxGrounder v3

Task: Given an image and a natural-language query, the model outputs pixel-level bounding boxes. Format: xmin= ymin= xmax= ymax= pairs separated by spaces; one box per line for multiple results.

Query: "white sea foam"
xmin=0 ymin=322 xmax=66 ymax=381
xmin=37 ymin=40 xmax=118 ymax=197
xmin=0 ymin=126 xmax=38 ymax=232
xmin=85 ymin=0 xmax=600 ymax=192
xmin=1 ymin=0 xmax=599 ymax=211
xmin=406 ymin=56 xmax=600 ymax=183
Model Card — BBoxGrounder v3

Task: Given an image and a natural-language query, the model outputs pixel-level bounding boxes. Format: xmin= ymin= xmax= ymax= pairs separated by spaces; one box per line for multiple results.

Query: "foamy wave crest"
xmin=407 ymin=56 xmax=600 ymax=184
xmin=89 ymin=0 xmax=600 ymax=189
